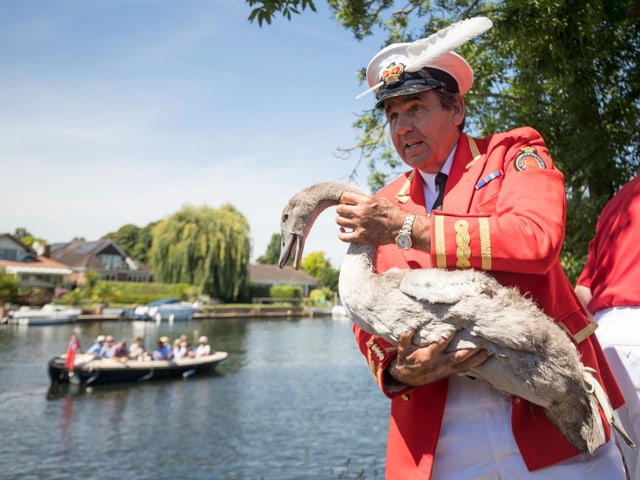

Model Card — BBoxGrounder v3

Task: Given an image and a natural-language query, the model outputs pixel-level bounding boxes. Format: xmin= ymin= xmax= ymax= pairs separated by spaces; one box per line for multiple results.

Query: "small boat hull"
xmin=9 ymin=304 xmax=80 ymax=326
xmin=48 ymin=352 xmax=228 ymax=386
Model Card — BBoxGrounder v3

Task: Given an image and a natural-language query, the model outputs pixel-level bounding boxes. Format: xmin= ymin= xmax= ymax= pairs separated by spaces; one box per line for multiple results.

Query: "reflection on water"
xmin=0 ymin=317 xmax=388 ymax=479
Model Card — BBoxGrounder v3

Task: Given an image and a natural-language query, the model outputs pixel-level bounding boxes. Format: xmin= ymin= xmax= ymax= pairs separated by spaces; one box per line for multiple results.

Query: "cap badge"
xmin=381 ymin=62 xmax=405 ymax=86
xmin=514 ymin=146 xmax=546 ymax=171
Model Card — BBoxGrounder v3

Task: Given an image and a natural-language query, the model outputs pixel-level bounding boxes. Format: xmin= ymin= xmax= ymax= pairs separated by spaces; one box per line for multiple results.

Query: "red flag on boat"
xmin=64 ymin=332 xmax=80 ymax=370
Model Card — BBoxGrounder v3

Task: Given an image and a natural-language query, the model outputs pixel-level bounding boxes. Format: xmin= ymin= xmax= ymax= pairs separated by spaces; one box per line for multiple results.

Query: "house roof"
xmin=0 ymin=233 xmax=37 ymax=257
xmin=50 ymin=240 xmax=150 ymax=272
xmin=0 ymin=256 xmax=73 ymax=275
xmin=0 ymin=233 xmax=72 ymax=275
xmin=248 ymin=263 xmax=319 ymax=286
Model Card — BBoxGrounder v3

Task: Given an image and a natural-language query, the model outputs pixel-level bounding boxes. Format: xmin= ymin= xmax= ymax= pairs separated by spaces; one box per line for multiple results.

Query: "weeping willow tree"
xmin=149 ymin=204 xmax=251 ymax=302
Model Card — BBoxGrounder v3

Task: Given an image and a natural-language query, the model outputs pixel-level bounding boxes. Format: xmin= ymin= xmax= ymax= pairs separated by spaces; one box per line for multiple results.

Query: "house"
xmin=0 ymin=233 xmax=73 ymax=304
xmin=49 ymin=240 xmax=153 ymax=285
xmin=248 ymin=263 xmax=319 ymax=297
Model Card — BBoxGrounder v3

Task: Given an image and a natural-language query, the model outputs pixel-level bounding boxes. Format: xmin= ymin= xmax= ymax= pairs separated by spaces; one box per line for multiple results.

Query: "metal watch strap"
xmin=395 ymin=213 xmax=416 ymax=250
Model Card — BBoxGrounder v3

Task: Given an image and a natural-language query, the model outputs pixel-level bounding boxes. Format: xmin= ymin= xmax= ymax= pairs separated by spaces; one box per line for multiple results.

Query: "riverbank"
xmin=78 ymin=305 xmax=333 ymax=322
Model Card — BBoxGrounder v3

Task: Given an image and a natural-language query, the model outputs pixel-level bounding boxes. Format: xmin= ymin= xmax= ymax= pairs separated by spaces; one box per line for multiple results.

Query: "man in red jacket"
xmin=335 ymin=32 xmax=627 ymax=479
xmin=575 ymin=173 xmax=640 ymax=479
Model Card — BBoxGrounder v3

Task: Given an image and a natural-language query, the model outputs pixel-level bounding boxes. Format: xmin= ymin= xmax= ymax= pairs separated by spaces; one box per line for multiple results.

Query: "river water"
xmin=0 ymin=317 xmax=389 ymax=479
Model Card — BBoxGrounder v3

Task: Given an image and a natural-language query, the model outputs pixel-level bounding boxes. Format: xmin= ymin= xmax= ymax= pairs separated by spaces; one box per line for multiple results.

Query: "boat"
xmin=120 ymin=297 xmax=202 ymax=322
xmin=7 ymin=304 xmax=81 ymax=326
xmin=48 ymin=351 xmax=229 ymax=386
xmin=331 ymin=303 xmax=349 ymax=320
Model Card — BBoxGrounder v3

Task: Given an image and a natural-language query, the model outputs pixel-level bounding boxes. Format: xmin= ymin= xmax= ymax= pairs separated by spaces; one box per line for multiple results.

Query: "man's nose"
xmin=395 ymin=114 xmax=414 ymax=134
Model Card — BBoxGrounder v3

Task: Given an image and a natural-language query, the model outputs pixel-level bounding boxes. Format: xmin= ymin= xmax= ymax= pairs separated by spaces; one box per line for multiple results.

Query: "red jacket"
xmin=354 ymin=127 xmax=624 ymax=479
xmin=577 ymin=175 xmax=640 ymax=312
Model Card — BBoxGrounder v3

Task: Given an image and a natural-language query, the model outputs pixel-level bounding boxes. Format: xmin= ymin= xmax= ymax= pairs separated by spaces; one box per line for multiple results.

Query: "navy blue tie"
xmin=433 ymin=172 xmax=448 ymax=211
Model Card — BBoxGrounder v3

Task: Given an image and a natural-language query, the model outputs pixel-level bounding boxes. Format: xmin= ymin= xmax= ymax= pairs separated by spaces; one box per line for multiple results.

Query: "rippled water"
xmin=0 ymin=317 xmax=389 ymax=479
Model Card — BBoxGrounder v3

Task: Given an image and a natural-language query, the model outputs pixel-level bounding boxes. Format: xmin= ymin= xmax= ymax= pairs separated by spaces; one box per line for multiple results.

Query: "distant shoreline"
xmin=78 ymin=305 xmax=333 ymax=322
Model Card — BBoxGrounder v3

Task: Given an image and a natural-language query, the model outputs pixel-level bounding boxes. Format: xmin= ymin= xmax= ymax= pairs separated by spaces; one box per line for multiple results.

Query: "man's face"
xmin=383 ymin=90 xmax=464 ymax=173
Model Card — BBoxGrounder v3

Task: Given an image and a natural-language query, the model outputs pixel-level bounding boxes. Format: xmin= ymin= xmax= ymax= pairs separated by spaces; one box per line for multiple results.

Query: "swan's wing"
xmin=399 ymin=268 xmax=562 ymax=355
xmin=399 ymin=268 xmax=488 ymax=304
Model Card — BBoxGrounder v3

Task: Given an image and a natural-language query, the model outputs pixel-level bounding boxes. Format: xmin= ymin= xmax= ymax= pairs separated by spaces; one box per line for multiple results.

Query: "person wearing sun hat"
xmin=86 ymin=334 xmax=106 ymax=357
xmin=194 ymin=335 xmax=212 ymax=357
xmin=336 ymin=17 xmax=627 ymax=480
xmin=152 ymin=336 xmax=173 ymax=361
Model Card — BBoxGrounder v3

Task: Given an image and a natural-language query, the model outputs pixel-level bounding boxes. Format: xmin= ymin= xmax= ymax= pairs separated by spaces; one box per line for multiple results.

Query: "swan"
xmin=278 ymin=181 xmax=634 ymax=456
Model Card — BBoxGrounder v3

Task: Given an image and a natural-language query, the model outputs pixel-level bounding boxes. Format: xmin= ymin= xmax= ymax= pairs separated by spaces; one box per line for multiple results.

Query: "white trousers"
xmin=595 ymin=306 xmax=640 ymax=480
xmin=431 ymin=374 xmax=626 ymax=480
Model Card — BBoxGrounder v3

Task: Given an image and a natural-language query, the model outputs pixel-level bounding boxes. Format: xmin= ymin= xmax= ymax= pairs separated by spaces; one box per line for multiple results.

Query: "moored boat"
xmin=8 ymin=304 xmax=81 ymax=326
xmin=48 ymin=351 xmax=228 ymax=386
xmin=120 ymin=297 xmax=202 ymax=322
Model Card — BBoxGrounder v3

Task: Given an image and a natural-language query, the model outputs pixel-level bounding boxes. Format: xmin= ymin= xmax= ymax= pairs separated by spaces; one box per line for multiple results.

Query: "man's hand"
xmin=388 ymin=330 xmax=491 ymax=387
xmin=336 ymin=191 xmax=405 ymax=246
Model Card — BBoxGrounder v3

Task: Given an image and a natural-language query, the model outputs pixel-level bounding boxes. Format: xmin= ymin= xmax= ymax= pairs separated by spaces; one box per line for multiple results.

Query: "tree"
xmin=0 ymin=271 xmax=18 ymax=304
xmin=148 ymin=204 xmax=251 ymax=302
xmin=103 ymin=223 xmax=155 ymax=264
xmin=300 ymin=251 xmax=340 ymax=290
xmin=256 ymin=233 xmax=283 ymax=264
xmin=247 ymin=0 xmax=640 ymax=282
xmin=247 ymin=0 xmax=317 ymax=26
xmin=12 ymin=228 xmax=46 ymax=249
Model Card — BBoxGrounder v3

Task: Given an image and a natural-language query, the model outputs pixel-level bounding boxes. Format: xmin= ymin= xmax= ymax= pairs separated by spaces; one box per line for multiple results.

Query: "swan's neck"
xmin=342 ymin=243 xmax=376 ymax=274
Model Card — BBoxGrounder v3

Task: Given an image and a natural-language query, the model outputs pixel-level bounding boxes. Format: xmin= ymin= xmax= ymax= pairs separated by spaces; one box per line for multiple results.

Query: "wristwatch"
xmin=395 ymin=213 xmax=416 ymax=250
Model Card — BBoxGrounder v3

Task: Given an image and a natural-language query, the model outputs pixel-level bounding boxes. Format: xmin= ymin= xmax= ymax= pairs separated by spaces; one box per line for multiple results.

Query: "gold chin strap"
xmin=395 ymin=170 xmax=415 ymax=203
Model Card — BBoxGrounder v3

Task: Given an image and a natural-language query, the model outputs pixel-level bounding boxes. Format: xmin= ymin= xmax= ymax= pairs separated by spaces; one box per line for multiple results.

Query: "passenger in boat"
xmin=128 ymin=337 xmax=146 ymax=360
xmin=194 ymin=336 xmax=212 ymax=357
xmin=87 ymin=335 xmax=106 ymax=357
xmin=101 ymin=335 xmax=117 ymax=358
xmin=112 ymin=340 xmax=128 ymax=362
xmin=173 ymin=334 xmax=195 ymax=359
xmin=180 ymin=334 xmax=193 ymax=351
xmin=152 ymin=336 xmax=173 ymax=361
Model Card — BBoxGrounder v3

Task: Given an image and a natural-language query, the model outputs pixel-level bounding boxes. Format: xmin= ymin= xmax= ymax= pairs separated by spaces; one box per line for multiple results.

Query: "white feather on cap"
xmin=356 ymin=16 xmax=493 ymax=100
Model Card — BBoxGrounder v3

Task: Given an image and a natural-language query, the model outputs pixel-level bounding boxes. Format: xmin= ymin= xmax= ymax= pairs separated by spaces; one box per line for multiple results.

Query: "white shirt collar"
xmin=419 ymin=146 xmax=456 ymax=212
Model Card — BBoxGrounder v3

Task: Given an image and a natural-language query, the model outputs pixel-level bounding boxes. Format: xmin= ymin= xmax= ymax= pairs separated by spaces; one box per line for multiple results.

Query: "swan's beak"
xmin=279 ymin=231 xmax=305 ymax=270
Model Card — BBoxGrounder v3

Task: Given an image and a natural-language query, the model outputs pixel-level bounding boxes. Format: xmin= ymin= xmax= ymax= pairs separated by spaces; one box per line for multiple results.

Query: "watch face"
xmin=396 ymin=234 xmax=411 ymax=250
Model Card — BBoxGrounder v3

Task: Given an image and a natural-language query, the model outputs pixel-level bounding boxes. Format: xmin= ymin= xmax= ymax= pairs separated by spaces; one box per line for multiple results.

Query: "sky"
xmin=0 ymin=1 xmax=389 ymax=267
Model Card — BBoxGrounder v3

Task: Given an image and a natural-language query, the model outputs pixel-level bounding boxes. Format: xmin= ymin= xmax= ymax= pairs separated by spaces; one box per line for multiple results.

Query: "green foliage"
xmin=12 ymin=228 xmax=46 ymax=249
xmin=253 ymin=0 xmax=640 ymax=283
xmin=148 ymin=204 xmax=251 ymax=302
xmin=270 ymin=284 xmax=302 ymax=298
xmin=83 ymin=270 xmax=100 ymax=292
xmin=256 ymin=233 xmax=283 ymax=264
xmin=0 ymin=271 xmax=18 ymax=304
xmin=309 ymin=287 xmax=333 ymax=305
xmin=300 ymin=251 xmax=340 ymax=290
xmin=61 ymin=288 xmax=83 ymax=306
xmin=248 ymin=283 xmax=271 ymax=300
xmin=320 ymin=266 xmax=340 ymax=291
xmin=59 ymin=280 xmax=196 ymax=306
xmin=90 ymin=282 xmax=119 ymax=305
xmin=300 ymin=251 xmax=331 ymax=277
xmin=247 ymin=0 xmax=317 ymax=26
xmin=102 ymin=223 xmax=155 ymax=264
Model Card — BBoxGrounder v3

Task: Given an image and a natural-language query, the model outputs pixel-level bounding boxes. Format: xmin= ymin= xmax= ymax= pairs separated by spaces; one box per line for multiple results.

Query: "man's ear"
xmin=452 ymin=96 xmax=466 ymax=127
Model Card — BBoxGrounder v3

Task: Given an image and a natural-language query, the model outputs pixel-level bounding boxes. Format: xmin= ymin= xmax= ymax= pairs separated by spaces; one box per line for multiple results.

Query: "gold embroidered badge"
xmin=514 ymin=146 xmax=546 ymax=171
xmin=381 ymin=62 xmax=405 ymax=86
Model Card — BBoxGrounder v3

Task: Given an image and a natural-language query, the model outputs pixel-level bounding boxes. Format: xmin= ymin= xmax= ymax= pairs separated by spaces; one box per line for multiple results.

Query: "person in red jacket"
xmin=335 ymin=29 xmax=627 ymax=480
xmin=575 ymin=173 xmax=640 ymax=479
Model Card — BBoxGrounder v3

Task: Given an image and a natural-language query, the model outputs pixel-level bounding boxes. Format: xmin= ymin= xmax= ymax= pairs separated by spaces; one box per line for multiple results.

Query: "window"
xmin=99 ymin=254 xmax=127 ymax=270
xmin=0 ymin=248 xmax=17 ymax=261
